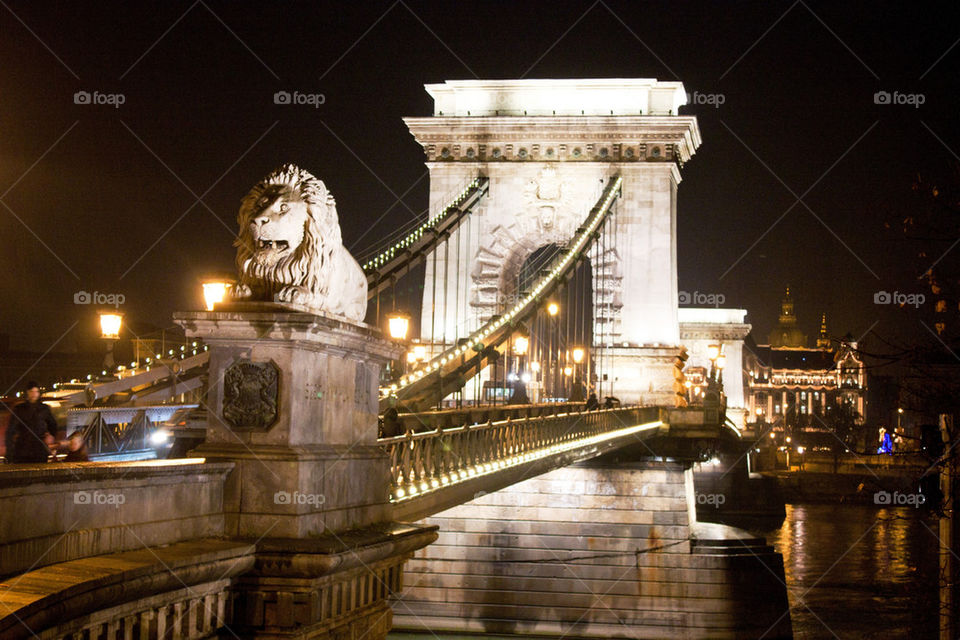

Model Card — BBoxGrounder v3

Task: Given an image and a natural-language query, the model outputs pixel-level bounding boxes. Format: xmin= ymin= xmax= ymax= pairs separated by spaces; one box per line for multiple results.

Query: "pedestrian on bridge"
xmin=585 ymin=393 xmax=599 ymax=411
xmin=4 ymin=382 xmax=58 ymax=464
xmin=61 ymin=431 xmax=90 ymax=462
xmin=380 ymin=407 xmax=404 ymax=438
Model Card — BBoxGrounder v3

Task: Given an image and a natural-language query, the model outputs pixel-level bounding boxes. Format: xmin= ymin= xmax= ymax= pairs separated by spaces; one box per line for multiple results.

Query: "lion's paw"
xmin=231 ymin=283 xmax=252 ymax=299
xmin=276 ymin=285 xmax=310 ymax=305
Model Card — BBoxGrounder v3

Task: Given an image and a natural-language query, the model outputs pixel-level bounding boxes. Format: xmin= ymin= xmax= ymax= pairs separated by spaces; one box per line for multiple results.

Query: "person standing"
xmin=61 ymin=431 xmax=90 ymax=462
xmin=4 ymin=381 xmax=57 ymax=463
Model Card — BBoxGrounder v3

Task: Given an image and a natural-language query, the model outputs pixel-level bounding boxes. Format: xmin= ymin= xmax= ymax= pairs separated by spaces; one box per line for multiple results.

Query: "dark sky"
xmin=1 ymin=1 xmax=958 ymax=354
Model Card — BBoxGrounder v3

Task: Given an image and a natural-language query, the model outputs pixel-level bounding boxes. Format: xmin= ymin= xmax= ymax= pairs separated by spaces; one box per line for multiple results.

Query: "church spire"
xmin=769 ymin=285 xmax=808 ymax=347
xmin=816 ymin=312 xmax=831 ymax=349
xmin=780 ymin=286 xmax=794 ymax=320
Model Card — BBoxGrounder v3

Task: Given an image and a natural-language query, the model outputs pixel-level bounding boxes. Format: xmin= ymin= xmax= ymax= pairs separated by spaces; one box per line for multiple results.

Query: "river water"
xmin=753 ymin=503 xmax=939 ymax=639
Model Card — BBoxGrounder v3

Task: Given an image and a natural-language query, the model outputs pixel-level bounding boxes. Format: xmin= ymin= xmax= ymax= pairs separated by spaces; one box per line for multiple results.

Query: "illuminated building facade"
xmin=745 ymin=290 xmax=866 ymax=435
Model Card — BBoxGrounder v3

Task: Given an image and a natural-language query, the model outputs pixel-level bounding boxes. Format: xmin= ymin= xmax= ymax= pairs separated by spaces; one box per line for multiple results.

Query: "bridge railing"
xmin=389 ymin=401 xmax=587 ymax=435
xmin=381 ymin=405 xmax=661 ymax=501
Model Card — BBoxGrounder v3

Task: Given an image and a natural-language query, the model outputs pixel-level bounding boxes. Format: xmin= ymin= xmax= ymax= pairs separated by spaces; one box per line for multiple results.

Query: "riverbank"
xmin=763 ymin=468 xmax=929 ymax=505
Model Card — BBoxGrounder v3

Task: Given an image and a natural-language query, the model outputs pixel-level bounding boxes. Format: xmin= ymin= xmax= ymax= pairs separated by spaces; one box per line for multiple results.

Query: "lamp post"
xmin=513 ymin=334 xmax=529 ymax=385
xmin=386 ymin=312 xmax=410 ymax=341
xmin=385 ymin=311 xmax=410 ymax=383
xmin=510 ymin=335 xmax=530 ymax=404
xmin=546 ymin=302 xmax=559 ymax=401
xmin=571 ymin=347 xmax=585 ymax=401
xmin=98 ymin=311 xmax=123 ymax=370
xmin=707 ymin=343 xmax=720 ymax=363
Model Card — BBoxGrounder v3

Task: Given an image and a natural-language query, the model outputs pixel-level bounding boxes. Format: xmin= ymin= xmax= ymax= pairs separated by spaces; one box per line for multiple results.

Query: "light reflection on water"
xmin=754 ymin=503 xmax=938 ymax=639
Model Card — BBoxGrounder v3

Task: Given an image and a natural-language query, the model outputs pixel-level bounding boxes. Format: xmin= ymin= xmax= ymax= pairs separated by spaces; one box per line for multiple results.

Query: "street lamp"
xmin=707 ymin=344 xmax=721 ymax=361
xmin=201 ymin=277 xmax=232 ymax=311
xmin=384 ymin=311 xmax=411 ymax=384
xmin=386 ymin=312 xmax=411 ymax=341
xmin=98 ymin=311 xmax=123 ymax=370
xmin=99 ymin=311 xmax=123 ymax=340
xmin=547 ymin=302 xmax=559 ymax=316
xmin=572 ymin=347 xmax=585 ymax=364
xmin=513 ymin=335 xmax=529 ymax=355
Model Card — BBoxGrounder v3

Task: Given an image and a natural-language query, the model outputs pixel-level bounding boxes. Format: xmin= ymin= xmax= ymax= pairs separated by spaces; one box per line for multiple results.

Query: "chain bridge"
xmin=0 ymin=79 xmax=791 ymax=640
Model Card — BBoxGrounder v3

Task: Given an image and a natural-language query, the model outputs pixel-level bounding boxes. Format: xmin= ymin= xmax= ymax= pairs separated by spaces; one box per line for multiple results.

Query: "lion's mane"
xmin=235 ymin=164 xmax=343 ymax=302
xmin=232 ymin=163 xmax=367 ymax=322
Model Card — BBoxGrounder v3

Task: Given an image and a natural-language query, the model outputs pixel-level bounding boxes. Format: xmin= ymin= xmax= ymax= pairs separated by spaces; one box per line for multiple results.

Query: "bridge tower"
xmin=405 ymin=79 xmax=701 ymax=405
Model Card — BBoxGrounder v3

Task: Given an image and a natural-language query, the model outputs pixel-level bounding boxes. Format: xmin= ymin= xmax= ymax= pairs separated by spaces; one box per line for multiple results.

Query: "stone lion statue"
xmin=231 ymin=164 xmax=367 ymax=322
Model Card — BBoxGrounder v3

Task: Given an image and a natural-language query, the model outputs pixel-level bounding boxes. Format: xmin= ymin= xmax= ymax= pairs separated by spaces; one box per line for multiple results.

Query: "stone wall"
xmin=392 ymin=460 xmax=792 ymax=639
xmin=0 ymin=460 xmax=232 ymax=578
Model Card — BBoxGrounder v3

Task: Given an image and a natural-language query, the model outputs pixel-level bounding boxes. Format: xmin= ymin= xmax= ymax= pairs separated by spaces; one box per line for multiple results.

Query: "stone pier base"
xmin=391 ymin=460 xmax=792 ymax=639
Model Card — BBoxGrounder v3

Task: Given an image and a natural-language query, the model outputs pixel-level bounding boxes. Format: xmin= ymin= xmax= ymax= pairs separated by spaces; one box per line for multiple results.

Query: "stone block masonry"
xmin=393 ymin=460 xmax=792 ymax=639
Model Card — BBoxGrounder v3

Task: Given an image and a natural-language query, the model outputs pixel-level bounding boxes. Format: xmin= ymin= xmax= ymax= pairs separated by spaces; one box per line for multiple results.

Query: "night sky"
xmin=1 ymin=1 xmax=958 ymax=355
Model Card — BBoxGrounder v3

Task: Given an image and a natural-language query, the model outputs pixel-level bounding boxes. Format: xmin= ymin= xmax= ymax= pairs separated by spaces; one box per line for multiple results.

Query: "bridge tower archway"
xmin=404 ymin=79 xmax=701 ymax=405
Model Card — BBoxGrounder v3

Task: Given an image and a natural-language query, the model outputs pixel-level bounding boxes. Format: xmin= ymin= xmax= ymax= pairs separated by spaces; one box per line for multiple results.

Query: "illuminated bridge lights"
xmin=382 ymin=176 xmax=622 ymax=400
xmin=362 ymin=178 xmax=484 ymax=271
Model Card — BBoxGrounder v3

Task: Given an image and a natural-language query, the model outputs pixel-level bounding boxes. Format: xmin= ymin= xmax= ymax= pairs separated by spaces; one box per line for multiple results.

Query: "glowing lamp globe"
xmin=572 ymin=347 xmax=585 ymax=364
xmin=547 ymin=302 xmax=559 ymax=316
xmin=201 ymin=279 xmax=232 ymax=311
xmin=98 ymin=312 xmax=123 ymax=340
xmin=513 ymin=336 xmax=529 ymax=355
xmin=387 ymin=313 xmax=411 ymax=341
xmin=707 ymin=344 xmax=721 ymax=361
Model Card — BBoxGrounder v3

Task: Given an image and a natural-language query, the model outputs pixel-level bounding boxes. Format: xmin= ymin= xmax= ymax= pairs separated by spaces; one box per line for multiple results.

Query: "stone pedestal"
xmin=174 ymin=304 xmax=438 ymax=640
xmin=175 ymin=304 xmax=401 ymax=538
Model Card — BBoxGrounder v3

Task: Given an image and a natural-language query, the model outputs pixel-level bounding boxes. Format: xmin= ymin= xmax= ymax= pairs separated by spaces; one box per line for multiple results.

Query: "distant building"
xmin=744 ymin=289 xmax=866 ymax=440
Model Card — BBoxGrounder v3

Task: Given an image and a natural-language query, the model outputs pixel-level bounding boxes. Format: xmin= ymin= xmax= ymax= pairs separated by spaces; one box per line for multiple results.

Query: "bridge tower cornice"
xmin=404 ymin=114 xmax=701 ymax=164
